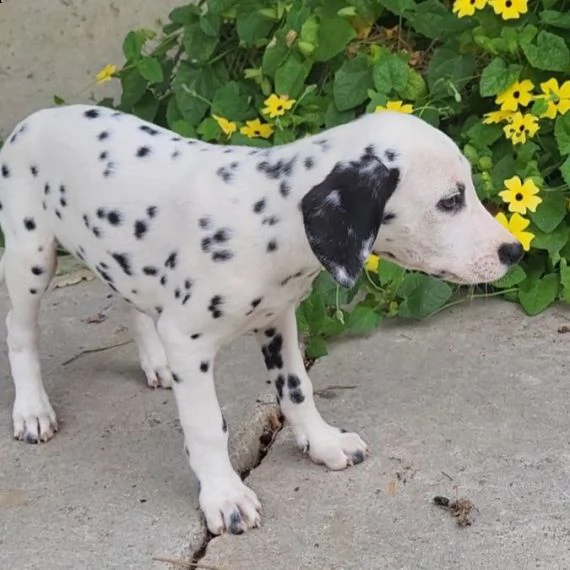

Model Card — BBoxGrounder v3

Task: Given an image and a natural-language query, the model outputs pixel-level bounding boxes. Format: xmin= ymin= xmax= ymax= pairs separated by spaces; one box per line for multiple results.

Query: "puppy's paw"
xmin=300 ymin=424 xmax=369 ymax=471
xmin=199 ymin=473 xmax=262 ymax=535
xmin=143 ymin=365 xmax=173 ymax=390
xmin=13 ymin=396 xmax=58 ymax=443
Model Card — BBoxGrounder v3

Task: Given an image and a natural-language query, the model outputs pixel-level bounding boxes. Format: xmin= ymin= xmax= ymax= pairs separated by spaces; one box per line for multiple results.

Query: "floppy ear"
xmin=301 ymin=150 xmax=399 ymax=288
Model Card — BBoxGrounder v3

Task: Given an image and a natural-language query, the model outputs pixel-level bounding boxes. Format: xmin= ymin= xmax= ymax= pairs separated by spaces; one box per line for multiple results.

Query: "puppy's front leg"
xmin=156 ymin=318 xmax=261 ymax=535
xmin=257 ymin=307 xmax=369 ymax=470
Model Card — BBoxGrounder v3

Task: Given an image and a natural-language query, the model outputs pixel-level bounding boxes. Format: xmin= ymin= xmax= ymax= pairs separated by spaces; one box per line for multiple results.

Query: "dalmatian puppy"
xmin=0 ymin=105 xmax=522 ymax=535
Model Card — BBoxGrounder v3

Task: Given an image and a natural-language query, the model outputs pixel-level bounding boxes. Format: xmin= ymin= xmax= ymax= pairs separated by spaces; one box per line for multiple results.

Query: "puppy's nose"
xmin=498 ymin=242 xmax=524 ymax=266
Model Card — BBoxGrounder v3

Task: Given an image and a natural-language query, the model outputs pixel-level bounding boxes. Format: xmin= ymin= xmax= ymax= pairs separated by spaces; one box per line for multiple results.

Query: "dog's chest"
xmin=234 ymin=268 xmax=320 ymax=332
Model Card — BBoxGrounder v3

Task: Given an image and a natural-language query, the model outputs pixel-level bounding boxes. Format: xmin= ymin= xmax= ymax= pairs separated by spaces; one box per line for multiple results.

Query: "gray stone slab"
xmin=0 ymin=279 xmax=272 ymax=570
xmin=202 ymin=300 xmax=570 ymax=570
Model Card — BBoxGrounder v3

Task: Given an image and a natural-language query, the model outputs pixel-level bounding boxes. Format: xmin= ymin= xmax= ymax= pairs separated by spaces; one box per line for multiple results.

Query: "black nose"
xmin=498 ymin=242 xmax=524 ymax=266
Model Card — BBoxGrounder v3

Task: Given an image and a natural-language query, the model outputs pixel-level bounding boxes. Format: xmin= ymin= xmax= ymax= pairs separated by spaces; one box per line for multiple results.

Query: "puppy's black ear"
xmin=301 ymin=148 xmax=399 ymax=288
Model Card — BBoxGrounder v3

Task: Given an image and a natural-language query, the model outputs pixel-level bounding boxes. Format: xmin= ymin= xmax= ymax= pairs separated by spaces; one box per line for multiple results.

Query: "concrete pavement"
xmin=0 ymin=277 xmax=274 ymax=570
xmin=202 ymin=298 xmax=570 ymax=570
xmin=1 ymin=277 xmax=570 ymax=569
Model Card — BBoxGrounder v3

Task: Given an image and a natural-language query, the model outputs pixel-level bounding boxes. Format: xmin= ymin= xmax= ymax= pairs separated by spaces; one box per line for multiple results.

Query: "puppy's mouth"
xmin=373 ymin=251 xmax=469 ymax=284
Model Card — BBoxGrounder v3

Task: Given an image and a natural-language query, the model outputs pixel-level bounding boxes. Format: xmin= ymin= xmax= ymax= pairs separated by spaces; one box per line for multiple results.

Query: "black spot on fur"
xmin=42 ymin=201 xmax=46 ymax=210
xmin=24 ymin=218 xmax=36 ymax=231
xmin=30 ymin=165 xmax=39 ymax=177
xmin=160 ymin=275 xmax=167 ymax=286
xmin=31 ymin=266 xmax=44 ymax=276
xmin=279 ymin=181 xmax=291 ymax=198
xmin=199 ymin=217 xmax=210 ymax=229
xmin=96 ymin=208 xmax=106 ymax=219
xmin=304 ymin=157 xmax=315 ymax=170
xmin=60 ymin=197 xmax=67 ymax=207
xmin=111 ymin=252 xmax=133 ymax=276
xmin=173 ymin=288 xmax=181 ymax=299
xmin=222 ymin=416 xmax=228 ymax=433
xmin=212 ymin=250 xmax=233 ymax=262
xmin=182 ymin=294 xmax=191 ymax=305
xmin=55 ymin=210 xmax=62 ymax=219
xmin=137 ymin=146 xmax=151 ymax=158
xmin=253 ymin=199 xmax=266 ymax=214
xmin=257 ymin=157 xmax=296 ymax=179
xmin=92 ymin=227 xmax=101 ymax=238
xmin=143 ymin=266 xmax=158 ymax=276
xmin=185 ymin=279 xmax=193 ymax=289
xmin=275 ymin=375 xmax=285 ymax=398
xmin=84 ymin=109 xmax=100 ymax=119
xmin=44 ymin=183 xmax=50 ymax=195
xmin=171 ymin=150 xmax=181 ymax=160
xmin=107 ymin=210 xmax=122 ymax=226
xmin=155 ymin=306 xmax=163 ymax=314
xmin=165 ymin=251 xmax=178 ymax=269
xmin=172 ymin=372 xmax=182 ymax=383
xmin=200 ymin=361 xmax=210 ymax=373
xmin=382 ymin=211 xmax=396 ymax=223
xmin=208 ymin=295 xmax=224 ymax=319
xmin=216 ymin=166 xmax=233 ymax=183
xmin=99 ymin=151 xmax=108 ymax=161
xmin=1 ymin=164 xmax=10 ymax=178
xmin=140 ymin=125 xmax=159 ymax=136
xmin=313 ymin=138 xmax=331 ymax=151
xmin=290 ymin=389 xmax=305 ymax=404
xmin=83 ymin=214 xmax=90 ymax=228
xmin=265 ymin=328 xmax=275 ymax=337
xmin=261 ymin=334 xmax=283 ymax=370
xmin=251 ymin=297 xmax=262 ymax=308
xmin=190 ymin=333 xmax=201 ymax=339
xmin=98 ymin=131 xmax=110 ymax=141
xmin=213 ymin=229 xmax=230 ymax=243
xmin=147 ymin=206 xmax=157 ymax=218
xmin=134 ymin=220 xmax=147 ymax=239
xmin=385 ymin=149 xmax=397 ymax=162
xmin=29 ymin=289 xmax=38 ymax=295
xmin=262 ymin=216 xmax=279 ymax=226
xmin=267 ymin=240 xmax=278 ymax=253
xmin=201 ymin=237 xmax=212 ymax=253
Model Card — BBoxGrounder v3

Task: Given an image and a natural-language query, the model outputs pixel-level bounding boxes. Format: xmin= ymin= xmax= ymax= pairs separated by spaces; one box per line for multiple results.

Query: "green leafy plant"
xmin=60 ymin=0 xmax=570 ymax=355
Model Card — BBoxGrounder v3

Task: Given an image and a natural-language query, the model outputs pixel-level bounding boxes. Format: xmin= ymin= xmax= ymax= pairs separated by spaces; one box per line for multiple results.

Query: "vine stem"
xmin=425 ymin=287 xmax=519 ymax=320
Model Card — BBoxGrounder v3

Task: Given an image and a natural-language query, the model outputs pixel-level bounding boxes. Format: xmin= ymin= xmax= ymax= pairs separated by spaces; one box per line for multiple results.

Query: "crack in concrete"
xmin=190 ymin=405 xmax=284 ymax=566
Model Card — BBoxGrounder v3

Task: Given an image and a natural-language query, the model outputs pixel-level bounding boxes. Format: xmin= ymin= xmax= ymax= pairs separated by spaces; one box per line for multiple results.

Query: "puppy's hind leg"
xmin=129 ymin=307 xmax=173 ymax=389
xmin=3 ymin=237 xmax=58 ymax=443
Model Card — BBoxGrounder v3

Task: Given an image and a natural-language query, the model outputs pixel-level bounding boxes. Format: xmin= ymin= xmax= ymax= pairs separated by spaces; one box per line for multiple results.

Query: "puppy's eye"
xmin=437 ymin=193 xmax=464 ymax=212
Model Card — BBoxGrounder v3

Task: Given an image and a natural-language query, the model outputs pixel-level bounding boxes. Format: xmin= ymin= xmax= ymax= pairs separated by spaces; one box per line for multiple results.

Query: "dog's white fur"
xmin=0 ymin=105 xmax=519 ymax=534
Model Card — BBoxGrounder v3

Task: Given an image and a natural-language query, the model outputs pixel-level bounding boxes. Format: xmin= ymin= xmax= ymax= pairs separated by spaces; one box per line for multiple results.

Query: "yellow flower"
xmin=452 ymin=0 xmax=487 ymax=18
xmin=240 ymin=119 xmax=274 ymax=139
xmin=95 ymin=64 xmax=116 ymax=84
xmin=503 ymin=112 xmax=539 ymax=145
xmin=375 ymin=101 xmax=414 ymax=114
xmin=495 ymin=212 xmax=534 ymax=251
xmin=482 ymin=109 xmax=515 ymax=124
xmin=495 ymin=80 xmax=535 ymax=112
xmin=488 ymin=0 xmax=528 ymax=19
xmin=498 ymin=176 xmax=542 ymax=215
xmin=212 ymin=114 xmax=237 ymax=137
xmin=262 ymin=94 xmax=295 ymax=118
xmin=537 ymin=79 xmax=570 ymax=119
xmin=364 ymin=254 xmax=380 ymax=273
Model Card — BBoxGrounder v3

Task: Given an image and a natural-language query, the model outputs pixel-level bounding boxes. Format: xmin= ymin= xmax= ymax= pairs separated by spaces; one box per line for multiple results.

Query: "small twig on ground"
xmin=61 ymin=339 xmax=132 ymax=366
xmin=441 ymin=471 xmax=454 ymax=481
xmin=433 ymin=495 xmax=475 ymax=527
xmin=152 ymin=556 xmax=221 ymax=570
xmin=314 ymin=384 xmax=357 ymax=399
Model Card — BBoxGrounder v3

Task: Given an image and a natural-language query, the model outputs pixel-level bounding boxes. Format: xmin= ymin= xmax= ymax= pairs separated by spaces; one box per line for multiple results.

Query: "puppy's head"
xmin=301 ymin=111 xmax=522 ymax=288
